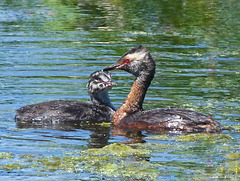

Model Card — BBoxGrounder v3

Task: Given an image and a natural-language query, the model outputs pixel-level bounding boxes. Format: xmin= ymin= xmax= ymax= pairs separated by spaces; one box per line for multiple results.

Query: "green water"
xmin=0 ymin=0 xmax=239 ymax=180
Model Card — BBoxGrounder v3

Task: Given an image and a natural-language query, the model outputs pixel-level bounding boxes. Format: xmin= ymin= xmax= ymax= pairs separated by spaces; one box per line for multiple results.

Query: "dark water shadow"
xmin=16 ymin=121 xmax=112 ymax=148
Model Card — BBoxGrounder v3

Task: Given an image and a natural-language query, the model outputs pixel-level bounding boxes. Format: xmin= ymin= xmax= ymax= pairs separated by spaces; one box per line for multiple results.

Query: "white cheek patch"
xmin=90 ymin=82 xmax=97 ymax=90
xmin=99 ymin=74 xmax=110 ymax=82
xmin=126 ymin=51 xmax=146 ymax=61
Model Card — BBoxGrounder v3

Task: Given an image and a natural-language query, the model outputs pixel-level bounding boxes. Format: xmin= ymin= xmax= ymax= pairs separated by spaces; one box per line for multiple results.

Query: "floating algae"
xmin=0 ymin=135 xmax=238 ymax=180
xmin=146 ymin=135 xmax=170 ymax=140
xmin=177 ymin=133 xmax=233 ymax=142
xmin=0 ymin=163 xmax=27 ymax=171
xmin=76 ymin=143 xmax=160 ymax=179
xmin=0 ymin=152 xmax=14 ymax=159
xmin=218 ymin=152 xmax=240 ymax=175
xmin=0 ymin=143 xmax=160 ymax=180
xmin=81 ymin=142 xmax=151 ymax=156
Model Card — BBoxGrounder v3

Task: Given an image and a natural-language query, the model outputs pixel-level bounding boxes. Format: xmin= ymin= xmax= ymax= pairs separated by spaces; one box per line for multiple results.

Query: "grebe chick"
xmin=104 ymin=45 xmax=221 ymax=133
xmin=15 ymin=70 xmax=116 ymax=125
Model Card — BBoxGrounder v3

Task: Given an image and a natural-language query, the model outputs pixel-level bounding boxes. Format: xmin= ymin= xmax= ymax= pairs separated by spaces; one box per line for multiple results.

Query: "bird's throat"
xmin=113 ymin=80 xmax=147 ymax=125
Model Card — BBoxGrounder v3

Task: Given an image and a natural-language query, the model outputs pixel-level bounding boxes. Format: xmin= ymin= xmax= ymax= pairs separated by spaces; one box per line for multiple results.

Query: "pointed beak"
xmin=110 ymin=81 xmax=117 ymax=87
xmin=103 ymin=63 xmax=119 ymax=71
xmin=105 ymin=81 xmax=117 ymax=87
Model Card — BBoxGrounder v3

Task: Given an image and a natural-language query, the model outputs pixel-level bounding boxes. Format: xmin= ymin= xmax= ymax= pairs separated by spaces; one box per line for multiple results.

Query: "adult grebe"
xmin=104 ymin=45 xmax=221 ymax=133
xmin=15 ymin=70 xmax=116 ymax=125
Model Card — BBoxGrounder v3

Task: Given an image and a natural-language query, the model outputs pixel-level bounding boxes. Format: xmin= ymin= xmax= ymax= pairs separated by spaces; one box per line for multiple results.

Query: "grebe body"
xmin=15 ymin=71 xmax=115 ymax=124
xmin=104 ymin=45 xmax=221 ymax=133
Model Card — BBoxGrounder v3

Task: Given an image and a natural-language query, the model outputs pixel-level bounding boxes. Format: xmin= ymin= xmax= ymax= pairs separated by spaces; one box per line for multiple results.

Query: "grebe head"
xmin=103 ymin=45 xmax=155 ymax=77
xmin=87 ymin=70 xmax=116 ymax=95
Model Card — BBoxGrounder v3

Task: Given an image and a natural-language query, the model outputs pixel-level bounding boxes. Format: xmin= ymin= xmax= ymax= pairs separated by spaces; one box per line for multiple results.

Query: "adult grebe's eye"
xmin=124 ymin=59 xmax=130 ymax=63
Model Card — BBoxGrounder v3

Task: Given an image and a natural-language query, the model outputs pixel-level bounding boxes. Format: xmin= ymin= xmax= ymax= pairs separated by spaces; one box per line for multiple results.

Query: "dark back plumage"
xmin=103 ymin=46 xmax=222 ymax=133
xmin=15 ymin=71 xmax=115 ymax=126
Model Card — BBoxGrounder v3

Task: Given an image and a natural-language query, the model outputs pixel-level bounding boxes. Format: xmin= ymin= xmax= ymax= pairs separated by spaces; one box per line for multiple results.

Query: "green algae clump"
xmin=0 ymin=163 xmax=26 ymax=171
xmin=0 ymin=143 xmax=159 ymax=180
xmin=146 ymin=135 xmax=170 ymax=140
xmin=19 ymin=154 xmax=36 ymax=159
xmin=177 ymin=134 xmax=233 ymax=142
xmin=0 ymin=152 xmax=14 ymax=159
xmin=227 ymin=152 xmax=240 ymax=160
xmin=217 ymin=152 xmax=240 ymax=176
xmin=82 ymin=142 xmax=151 ymax=156
xmin=75 ymin=143 xmax=159 ymax=180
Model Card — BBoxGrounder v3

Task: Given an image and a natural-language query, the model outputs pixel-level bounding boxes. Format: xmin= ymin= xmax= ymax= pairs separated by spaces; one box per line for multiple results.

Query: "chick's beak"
xmin=103 ymin=81 xmax=117 ymax=87
xmin=111 ymin=81 xmax=117 ymax=86
xmin=105 ymin=81 xmax=117 ymax=87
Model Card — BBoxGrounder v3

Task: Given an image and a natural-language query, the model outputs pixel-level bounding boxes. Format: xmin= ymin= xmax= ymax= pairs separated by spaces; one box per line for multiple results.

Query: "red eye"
xmin=125 ymin=59 xmax=130 ymax=63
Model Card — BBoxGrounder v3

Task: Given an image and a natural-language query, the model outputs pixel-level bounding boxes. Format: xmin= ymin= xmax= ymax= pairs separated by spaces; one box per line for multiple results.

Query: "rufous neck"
xmin=113 ymin=67 xmax=155 ymax=125
xmin=125 ymin=78 xmax=148 ymax=110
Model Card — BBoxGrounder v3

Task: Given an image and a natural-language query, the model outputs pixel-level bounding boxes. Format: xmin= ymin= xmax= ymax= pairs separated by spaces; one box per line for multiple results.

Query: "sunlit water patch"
xmin=0 ymin=0 xmax=239 ymax=180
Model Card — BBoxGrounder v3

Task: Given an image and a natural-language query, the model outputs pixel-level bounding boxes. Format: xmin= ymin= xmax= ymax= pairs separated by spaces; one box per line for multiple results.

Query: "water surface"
xmin=0 ymin=0 xmax=239 ymax=180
